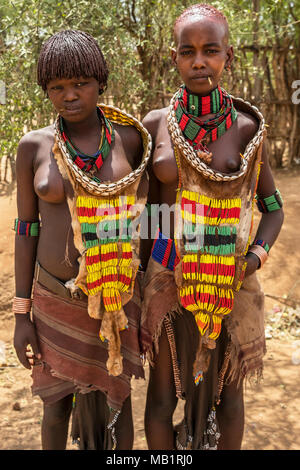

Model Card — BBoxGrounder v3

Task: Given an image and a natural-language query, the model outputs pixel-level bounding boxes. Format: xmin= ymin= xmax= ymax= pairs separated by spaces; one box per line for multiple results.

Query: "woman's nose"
xmin=192 ymin=52 xmax=205 ymax=69
xmin=63 ymin=87 xmax=78 ymax=101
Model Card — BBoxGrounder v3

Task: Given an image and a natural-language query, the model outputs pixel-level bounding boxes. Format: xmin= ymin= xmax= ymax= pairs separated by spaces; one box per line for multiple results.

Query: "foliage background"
xmin=0 ymin=0 xmax=299 ymax=181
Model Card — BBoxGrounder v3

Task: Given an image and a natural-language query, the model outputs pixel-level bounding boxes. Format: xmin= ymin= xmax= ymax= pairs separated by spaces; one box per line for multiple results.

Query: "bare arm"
xmin=245 ymin=141 xmax=284 ymax=276
xmin=139 ymin=111 xmax=161 ymax=270
xmin=139 ymin=154 xmax=160 ymax=270
xmin=13 ymin=133 xmax=41 ymax=368
xmin=15 ymin=134 xmax=39 ymax=296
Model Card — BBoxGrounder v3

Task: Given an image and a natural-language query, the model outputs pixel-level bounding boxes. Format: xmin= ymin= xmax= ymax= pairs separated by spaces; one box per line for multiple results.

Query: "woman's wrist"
xmin=247 ymin=244 xmax=268 ymax=269
xmin=14 ymin=312 xmax=31 ymax=322
xmin=13 ymin=297 xmax=32 ymax=315
xmin=246 ymin=251 xmax=261 ymax=269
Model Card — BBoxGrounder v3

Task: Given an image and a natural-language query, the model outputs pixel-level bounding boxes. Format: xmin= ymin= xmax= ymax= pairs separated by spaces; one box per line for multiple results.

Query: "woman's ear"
xmin=170 ymin=47 xmax=177 ymax=66
xmin=225 ymin=45 xmax=234 ymax=70
xmin=98 ymin=82 xmax=105 ymax=95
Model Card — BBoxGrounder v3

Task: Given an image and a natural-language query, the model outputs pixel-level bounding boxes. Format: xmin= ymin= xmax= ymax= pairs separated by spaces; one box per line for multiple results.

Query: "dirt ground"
xmin=0 ymin=168 xmax=299 ymax=451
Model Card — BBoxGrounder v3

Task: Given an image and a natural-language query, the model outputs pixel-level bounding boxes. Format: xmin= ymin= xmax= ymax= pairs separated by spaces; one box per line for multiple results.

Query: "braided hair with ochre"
xmin=37 ymin=30 xmax=108 ymax=93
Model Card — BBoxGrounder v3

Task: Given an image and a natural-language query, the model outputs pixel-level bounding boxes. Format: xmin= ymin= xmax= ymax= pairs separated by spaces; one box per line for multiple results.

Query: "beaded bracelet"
xmin=255 ymin=189 xmax=283 ymax=213
xmin=253 ymin=239 xmax=270 ymax=253
xmin=13 ymin=297 xmax=32 ymax=314
xmin=14 ymin=218 xmax=40 ymax=236
xmin=247 ymin=245 xmax=268 ymax=269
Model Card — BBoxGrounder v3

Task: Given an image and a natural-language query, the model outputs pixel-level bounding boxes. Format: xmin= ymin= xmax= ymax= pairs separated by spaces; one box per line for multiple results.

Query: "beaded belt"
xmin=151 ymin=229 xmax=180 ymax=271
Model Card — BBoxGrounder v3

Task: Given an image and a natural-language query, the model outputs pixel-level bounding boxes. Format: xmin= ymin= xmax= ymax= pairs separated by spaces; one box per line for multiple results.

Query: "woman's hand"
xmin=13 ymin=315 xmax=41 ymax=369
xmin=244 ymin=252 xmax=260 ymax=278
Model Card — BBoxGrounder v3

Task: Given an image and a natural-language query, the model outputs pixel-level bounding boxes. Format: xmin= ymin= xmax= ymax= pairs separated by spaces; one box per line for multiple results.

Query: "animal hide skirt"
xmin=31 ymin=275 xmax=144 ymax=449
xmin=140 ymin=256 xmax=266 ymax=449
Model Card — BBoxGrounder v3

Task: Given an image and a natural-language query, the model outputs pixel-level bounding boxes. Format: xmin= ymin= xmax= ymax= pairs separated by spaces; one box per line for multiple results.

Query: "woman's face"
xmin=46 ymin=76 xmax=101 ymax=122
xmin=172 ymin=16 xmax=233 ymax=95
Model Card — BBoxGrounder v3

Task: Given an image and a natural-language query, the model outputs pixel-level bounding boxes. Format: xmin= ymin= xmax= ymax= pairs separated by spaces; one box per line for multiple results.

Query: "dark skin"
xmin=142 ymin=16 xmax=284 ymax=450
xmin=13 ymin=76 xmax=146 ymax=450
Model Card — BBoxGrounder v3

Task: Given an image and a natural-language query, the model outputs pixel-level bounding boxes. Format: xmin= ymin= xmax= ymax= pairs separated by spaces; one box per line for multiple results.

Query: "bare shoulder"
xmin=117 ymin=122 xmax=142 ymax=145
xmin=17 ymin=125 xmax=54 ymax=161
xmin=142 ymin=107 xmax=168 ymax=140
xmin=236 ymin=110 xmax=259 ymax=144
xmin=116 ymin=122 xmax=143 ymax=152
xmin=114 ymin=122 xmax=145 ymax=169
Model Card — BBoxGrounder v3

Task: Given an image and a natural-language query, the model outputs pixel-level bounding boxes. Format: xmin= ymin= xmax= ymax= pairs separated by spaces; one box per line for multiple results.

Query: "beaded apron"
xmin=168 ymin=95 xmax=266 ymax=382
xmin=52 ymin=104 xmax=151 ymax=377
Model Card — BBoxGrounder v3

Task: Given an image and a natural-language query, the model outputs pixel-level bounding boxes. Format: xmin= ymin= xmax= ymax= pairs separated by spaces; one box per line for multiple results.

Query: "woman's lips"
xmin=191 ymin=75 xmax=209 ymax=81
xmin=63 ymin=107 xmax=81 ymax=113
xmin=59 ymin=108 xmax=82 ymax=118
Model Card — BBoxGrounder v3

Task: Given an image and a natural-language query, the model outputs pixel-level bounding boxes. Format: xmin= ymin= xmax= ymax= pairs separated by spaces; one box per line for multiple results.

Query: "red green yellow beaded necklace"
xmin=59 ymin=106 xmax=115 ymax=176
xmin=174 ymin=85 xmax=237 ymax=163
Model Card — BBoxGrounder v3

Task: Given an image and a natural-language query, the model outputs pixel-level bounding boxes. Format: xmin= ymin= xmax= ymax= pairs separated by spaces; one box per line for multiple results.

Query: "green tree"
xmin=0 ymin=0 xmax=299 ymax=182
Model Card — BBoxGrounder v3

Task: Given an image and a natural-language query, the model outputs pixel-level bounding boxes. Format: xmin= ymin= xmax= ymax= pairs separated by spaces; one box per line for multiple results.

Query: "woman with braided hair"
xmin=13 ymin=30 xmax=151 ymax=450
xmin=140 ymin=4 xmax=283 ymax=450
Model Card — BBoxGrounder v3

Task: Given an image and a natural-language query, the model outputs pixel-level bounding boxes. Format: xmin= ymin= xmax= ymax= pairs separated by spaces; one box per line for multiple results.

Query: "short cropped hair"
xmin=37 ymin=30 xmax=109 ymax=91
xmin=174 ymin=3 xmax=229 ymax=43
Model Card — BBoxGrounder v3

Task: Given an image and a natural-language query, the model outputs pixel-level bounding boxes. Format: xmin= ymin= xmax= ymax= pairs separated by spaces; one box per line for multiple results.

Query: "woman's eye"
xmin=207 ymin=49 xmax=218 ymax=54
xmin=180 ymin=50 xmax=192 ymax=56
xmin=76 ymin=82 xmax=87 ymax=87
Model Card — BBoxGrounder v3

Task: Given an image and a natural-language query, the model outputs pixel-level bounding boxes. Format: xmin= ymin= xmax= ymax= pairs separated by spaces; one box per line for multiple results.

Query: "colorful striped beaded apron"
xmin=76 ymin=195 xmax=136 ymax=312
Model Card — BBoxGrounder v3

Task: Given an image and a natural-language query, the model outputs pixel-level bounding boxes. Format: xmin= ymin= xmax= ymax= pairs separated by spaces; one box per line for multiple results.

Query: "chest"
xmin=152 ymin=116 xmax=244 ymax=185
xmin=34 ymin=134 xmax=133 ymax=204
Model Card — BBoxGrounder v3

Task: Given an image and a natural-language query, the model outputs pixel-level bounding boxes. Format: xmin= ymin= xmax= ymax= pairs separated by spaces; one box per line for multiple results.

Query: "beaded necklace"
xmin=174 ymin=85 xmax=237 ymax=163
xmin=59 ymin=106 xmax=115 ymax=176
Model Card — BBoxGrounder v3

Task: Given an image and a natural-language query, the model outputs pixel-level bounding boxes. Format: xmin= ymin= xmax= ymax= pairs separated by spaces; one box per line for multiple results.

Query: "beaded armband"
xmin=253 ymin=239 xmax=270 ymax=253
xmin=14 ymin=219 xmax=40 ymax=236
xmin=151 ymin=230 xmax=179 ymax=271
xmin=255 ymin=189 xmax=283 ymax=213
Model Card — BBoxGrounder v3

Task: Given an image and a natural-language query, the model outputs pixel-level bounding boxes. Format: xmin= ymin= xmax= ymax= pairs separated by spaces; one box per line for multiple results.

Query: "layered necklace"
xmin=59 ymin=106 xmax=115 ymax=176
xmin=174 ymin=85 xmax=237 ymax=164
